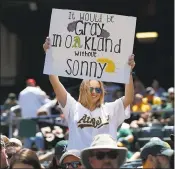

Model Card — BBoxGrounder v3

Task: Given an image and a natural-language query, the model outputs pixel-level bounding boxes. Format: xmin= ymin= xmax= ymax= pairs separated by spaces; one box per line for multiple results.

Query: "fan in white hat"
xmin=81 ymin=134 xmax=128 ymax=169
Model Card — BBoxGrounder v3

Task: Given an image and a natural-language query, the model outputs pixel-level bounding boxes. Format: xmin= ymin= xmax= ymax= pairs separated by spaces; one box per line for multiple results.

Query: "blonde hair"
xmin=78 ymin=80 xmax=105 ymax=109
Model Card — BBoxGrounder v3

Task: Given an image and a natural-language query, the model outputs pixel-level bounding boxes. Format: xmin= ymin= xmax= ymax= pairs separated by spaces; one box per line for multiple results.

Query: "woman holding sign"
xmin=43 ymin=37 xmax=135 ymax=150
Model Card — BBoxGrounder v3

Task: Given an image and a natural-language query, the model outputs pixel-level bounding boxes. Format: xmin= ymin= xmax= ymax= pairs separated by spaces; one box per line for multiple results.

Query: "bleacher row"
xmin=132 ymin=125 xmax=174 ymax=149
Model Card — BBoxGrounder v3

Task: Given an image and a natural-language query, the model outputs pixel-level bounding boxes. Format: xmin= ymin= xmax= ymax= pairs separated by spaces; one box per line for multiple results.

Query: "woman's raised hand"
xmin=128 ymin=54 xmax=135 ymax=70
xmin=43 ymin=37 xmax=50 ymax=52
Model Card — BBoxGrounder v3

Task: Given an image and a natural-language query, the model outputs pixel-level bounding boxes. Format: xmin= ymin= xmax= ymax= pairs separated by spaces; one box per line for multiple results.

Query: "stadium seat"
xmin=163 ymin=126 xmax=174 ymax=138
xmin=138 ymin=126 xmax=164 ymax=147
xmin=18 ymin=119 xmax=37 ymax=137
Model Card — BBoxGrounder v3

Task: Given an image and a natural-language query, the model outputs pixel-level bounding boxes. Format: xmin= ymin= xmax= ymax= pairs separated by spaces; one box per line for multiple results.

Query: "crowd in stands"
xmin=0 ymin=76 xmax=174 ymax=169
xmin=0 ymin=40 xmax=174 ymax=169
xmin=0 ymin=133 xmax=174 ymax=169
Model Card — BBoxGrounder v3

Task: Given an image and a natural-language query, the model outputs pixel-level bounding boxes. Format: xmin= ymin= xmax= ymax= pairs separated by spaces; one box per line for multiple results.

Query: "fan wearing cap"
xmin=168 ymin=87 xmax=174 ymax=99
xmin=59 ymin=149 xmax=82 ymax=169
xmin=48 ymin=140 xmax=68 ymax=169
xmin=6 ymin=138 xmax=23 ymax=163
xmin=81 ymin=134 xmax=127 ymax=169
xmin=167 ymin=87 xmax=174 ymax=108
xmin=18 ymin=78 xmax=49 ymax=118
xmin=144 ymin=87 xmax=162 ymax=106
xmin=3 ymin=93 xmax=18 ymax=113
xmin=140 ymin=137 xmax=174 ymax=169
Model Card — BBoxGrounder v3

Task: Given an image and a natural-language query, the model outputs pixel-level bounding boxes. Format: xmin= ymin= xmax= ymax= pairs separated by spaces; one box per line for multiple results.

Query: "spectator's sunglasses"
xmin=92 ymin=150 xmax=118 ymax=160
xmin=61 ymin=161 xmax=81 ymax=169
xmin=89 ymin=87 xmax=102 ymax=94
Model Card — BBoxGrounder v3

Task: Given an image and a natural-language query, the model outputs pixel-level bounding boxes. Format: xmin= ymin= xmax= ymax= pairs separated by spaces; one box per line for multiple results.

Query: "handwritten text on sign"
xmin=44 ymin=9 xmax=136 ymax=83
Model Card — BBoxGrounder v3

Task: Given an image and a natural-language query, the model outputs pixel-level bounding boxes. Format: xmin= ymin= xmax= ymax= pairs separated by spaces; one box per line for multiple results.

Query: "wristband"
xmin=130 ymin=71 xmax=135 ymax=76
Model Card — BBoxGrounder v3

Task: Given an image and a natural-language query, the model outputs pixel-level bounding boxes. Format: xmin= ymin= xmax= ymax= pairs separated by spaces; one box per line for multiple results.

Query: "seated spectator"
xmin=152 ymin=79 xmax=165 ymax=97
xmin=117 ymin=123 xmax=134 ymax=148
xmin=81 ymin=134 xmax=127 ymax=169
xmin=145 ymin=87 xmax=161 ymax=107
xmin=132 ymin=94 xmax=151 ymax=112
xmin=60 ymin=149 xmax=81 ymax=169
xmin=48 ymin=140 xmax=68 ymax=169
xmin=117 ymin=123 xmax=140 ymax=161
xmin=130 ymin=111 xmax=151 ymax=128
xmin=159 ymin=96 xmax=174 ymax=126
xmin=167 ymin=87 xmax=174 ymax=109
xmin=168 ymin=87 xmax=174 ymax=99
xmin=0 ymin=140 xmax=9 ymax=169
xmin=9 ymin=148 xmax=42 ymax=169
xmin=6 ymin=138 xmax=23 ymax=164
xmin=117 ymin=123 xmax=135 ymax=159
xmin=9 ymin=138 xmax=22 ymax=151
xmin=140 ymin=137 xmax=174 ymax=169
xmin=3 ymin=93 xmax=18 ymax=113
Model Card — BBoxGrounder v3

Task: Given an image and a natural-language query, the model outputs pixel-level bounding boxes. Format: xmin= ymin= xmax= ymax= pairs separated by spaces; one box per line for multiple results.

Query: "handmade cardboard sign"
xmin=44 ymin=9 xmax=136 ymax=83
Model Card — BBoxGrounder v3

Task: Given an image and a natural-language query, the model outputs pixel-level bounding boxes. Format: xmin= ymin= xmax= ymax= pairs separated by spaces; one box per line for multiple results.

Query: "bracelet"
xmin=130 ymin=71 xmax=135 ymax=76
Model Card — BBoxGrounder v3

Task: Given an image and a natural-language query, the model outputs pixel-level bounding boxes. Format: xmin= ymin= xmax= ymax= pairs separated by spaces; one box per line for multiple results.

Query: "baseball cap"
xmin=8 ymin=138 xmax=22 ymax=147
xmin=140 ymin=137 xmax=174 ymax=160
xmin=168 ymin=87 xmax=174 ymax=94
xmin=55 ymin=140 xmax=68 ymax=159
xmin=26 ymin=78 xmax=36 ymax=86
xmin=8 ymin=93 xmax=16 ymax=99
xmin=146 ymin=87 xmax=155 ymax=95
xmin=59 ymin=149 xmax=81 ymax=164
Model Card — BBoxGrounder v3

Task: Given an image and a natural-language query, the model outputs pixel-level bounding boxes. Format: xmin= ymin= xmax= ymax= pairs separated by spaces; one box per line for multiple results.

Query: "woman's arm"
xmin=123 ymin=55 xmax=135 ymax=109
xmin=49 ymin=75 xmax=67 ymax=107
xmin=43 ymin=37 xmax=67 ymax=107
xmin=123 ymin=74 xmax=134 ymax=109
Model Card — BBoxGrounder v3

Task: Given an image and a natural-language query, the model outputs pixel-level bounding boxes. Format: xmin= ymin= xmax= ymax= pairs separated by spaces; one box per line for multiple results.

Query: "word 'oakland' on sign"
xmin=44 ymin=9 xmax=136 ymax=84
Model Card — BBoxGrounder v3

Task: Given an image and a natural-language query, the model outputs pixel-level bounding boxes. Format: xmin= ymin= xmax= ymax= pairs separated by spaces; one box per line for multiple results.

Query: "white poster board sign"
xmin=44 ymin=9 xmax=136 ymax=84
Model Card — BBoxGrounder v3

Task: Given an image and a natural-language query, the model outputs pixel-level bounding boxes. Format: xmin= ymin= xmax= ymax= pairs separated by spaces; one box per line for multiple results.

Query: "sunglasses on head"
xmin=6 ymin=142 xmax=20 ymax=147
xmin=62 ymin=161 xmax=81 ymax=169
xmin=92 ymin=150 xmax=118 ymax=160
xmin=89 ymin=87 xmax=102 ymax=94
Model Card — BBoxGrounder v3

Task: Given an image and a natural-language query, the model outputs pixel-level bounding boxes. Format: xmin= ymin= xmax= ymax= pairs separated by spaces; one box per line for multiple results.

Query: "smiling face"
xmin=89 ymin=80 xmax=102 ymax=104
xmin=78 ymin=80 xmax=104 ymax=110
